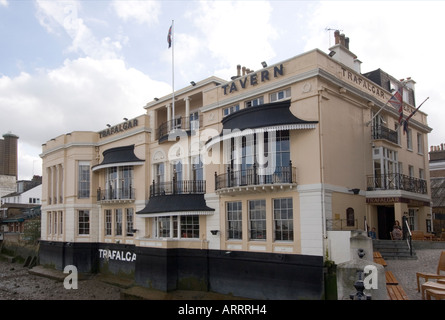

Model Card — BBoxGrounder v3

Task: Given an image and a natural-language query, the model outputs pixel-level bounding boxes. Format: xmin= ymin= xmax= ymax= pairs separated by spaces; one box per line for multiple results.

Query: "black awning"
xmin=221 ymin=100 xmax=317 ymax=131
xmin=206 ymin=100 xmax=318 ymax=148
xmin=92 ymin=145 xmax=144 ymax=171
xmin=137 ymin=194 xmax=215 ymax=217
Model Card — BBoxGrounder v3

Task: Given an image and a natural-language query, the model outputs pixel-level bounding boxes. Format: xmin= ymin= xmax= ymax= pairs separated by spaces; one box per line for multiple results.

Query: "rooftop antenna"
xmin=325 ymin=27 xmax=343 ymax=47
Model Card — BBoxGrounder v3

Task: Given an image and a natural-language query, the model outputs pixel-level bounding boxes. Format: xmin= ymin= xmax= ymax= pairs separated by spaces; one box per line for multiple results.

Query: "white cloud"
xmin=0 ymin=0 xmax=8 ymax=8
xmin=112 ymin=0 xmax=160 ymax=25
xmin=182 ymin=0 xmax=278 ymax=80
xmin=35 ymin=0 xmax=122 ymax=59
xmin=304 ymin=1 xmax=445 ymax=147
xmin=0 ymin=57 xmax=171 ymax=179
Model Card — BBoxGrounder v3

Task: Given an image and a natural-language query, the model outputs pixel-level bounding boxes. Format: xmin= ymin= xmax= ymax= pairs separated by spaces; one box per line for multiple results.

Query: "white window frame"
xmin=223 ymin=104 xmax=240 ymax=117
xmin=273 ymin=198 xmax=293 ymax=241
xmin=78 ymin=161 xmax=90 ymax=199
xmin=249 ymin=199 xmax=266 ymax=240
xmin=270 ymin=88 xmax=291 ymax=102
xmin=226 ymin=201 xmax=242 ymax=240
xmin=245 ymin=96 xmax=264 ymax=108
xmin=78 ymin=210 xmax=90 ymax=235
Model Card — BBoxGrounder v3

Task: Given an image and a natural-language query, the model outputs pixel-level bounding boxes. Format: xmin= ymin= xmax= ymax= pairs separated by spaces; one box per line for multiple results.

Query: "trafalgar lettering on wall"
xmin=222 ymin=64 xmax=284 ymax=95
xmin=99 ymin=119 xmax=138 ymax=139
xmin=340 ymin=67 xmax=386 ymax=100
xmin=98 ymin=248 xmax=136 ymax=262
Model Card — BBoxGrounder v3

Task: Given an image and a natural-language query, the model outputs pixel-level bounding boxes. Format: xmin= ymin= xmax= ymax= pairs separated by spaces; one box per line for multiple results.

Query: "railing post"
xmin=227 ymin=166 xmax=231 ymax=188
xmin=214 ymin=172 xmax=217 ymax=191
xmin=289 ymin=160 xmax=293 ymax=183
xmin=253 ymin=163 xmax=257 ymax=185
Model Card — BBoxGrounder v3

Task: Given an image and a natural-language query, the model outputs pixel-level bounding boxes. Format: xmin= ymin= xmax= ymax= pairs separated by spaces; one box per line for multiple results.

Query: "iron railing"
xmin=326 ymin=219 xmax=358 ymax=231
xmin=372 ymin=125 xmax=398 ymax=145
xmin=367 ymin=173 xmax=427 ymax=194
xmin=157 ymin=116 xmax=202 ymax=140
xmin=97 ymin=187 xmax=135 ymax=201
xmin=215 ymin=162 xmax=296 ymax=190
xmin=150 ymin=179 xmax=206 ymax=197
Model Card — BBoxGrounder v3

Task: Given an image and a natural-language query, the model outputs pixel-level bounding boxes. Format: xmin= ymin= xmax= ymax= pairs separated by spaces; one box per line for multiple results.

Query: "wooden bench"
xmin=385 ymin=269 xmax=409 ymax=300
xmin=387 ymin=284 xmax=409 ymax=300
xmin=385 ymin=271 xmax=398 ymax=285
xmin=373 ymin=251 xmax=387 ymax=267
xmin=412 ymin=230 xmax=425 ymax=240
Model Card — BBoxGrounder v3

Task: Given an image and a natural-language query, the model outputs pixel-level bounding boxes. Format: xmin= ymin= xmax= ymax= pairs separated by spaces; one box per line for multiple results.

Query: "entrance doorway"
xmin=377 ymin=206 xmax=395 ymax=240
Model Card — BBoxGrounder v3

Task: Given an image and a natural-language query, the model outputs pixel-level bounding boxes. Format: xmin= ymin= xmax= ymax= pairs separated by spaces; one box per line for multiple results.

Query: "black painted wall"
xmin=39 ymin=241 xmax=324 ymax=300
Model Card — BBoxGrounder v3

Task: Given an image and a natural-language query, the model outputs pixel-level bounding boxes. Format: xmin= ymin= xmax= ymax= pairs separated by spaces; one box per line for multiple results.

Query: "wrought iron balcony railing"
xmin=157 ymin=116 xmax=202 ymax=141
xmin=150 ymin=179 xmax=206 ymax=197
xmin=372 ymin=125 xmax=398 ymax=145
xmin=97 ymin=187 xmax=135 ymax=202
xmin=215 ymin=162 xmax=296 ymax=190
xmin=367 ymin=173 xmax=427 ymax=194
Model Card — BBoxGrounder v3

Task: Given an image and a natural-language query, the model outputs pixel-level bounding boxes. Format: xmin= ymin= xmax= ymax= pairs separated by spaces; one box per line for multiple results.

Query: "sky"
xmin=1 ymin=0 xmax=444 ymax=180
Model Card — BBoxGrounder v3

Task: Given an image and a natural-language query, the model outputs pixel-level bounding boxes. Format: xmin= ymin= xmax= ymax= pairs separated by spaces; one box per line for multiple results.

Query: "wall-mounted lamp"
xmin=210 ymin=230 xmax=220 ymax=235
xmin=261 ymin=61 xmax=267 ymax=68
xmin=349 ymin=188 xmax=360 ymax=195
xmin=190 ymin=81 xmax=196 ymax=86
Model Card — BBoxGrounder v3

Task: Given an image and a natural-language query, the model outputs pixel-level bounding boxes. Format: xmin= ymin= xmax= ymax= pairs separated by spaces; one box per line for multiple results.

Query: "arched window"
xmin=346 ymin=207 xmax=355 ymax=227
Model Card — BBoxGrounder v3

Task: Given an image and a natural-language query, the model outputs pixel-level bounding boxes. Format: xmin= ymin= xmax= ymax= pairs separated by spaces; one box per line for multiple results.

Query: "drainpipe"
xmin=318 ymin=90 xmax=327 ymax=242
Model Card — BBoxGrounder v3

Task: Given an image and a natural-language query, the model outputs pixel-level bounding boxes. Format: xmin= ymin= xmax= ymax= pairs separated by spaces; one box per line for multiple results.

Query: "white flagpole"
xmin=171 ymin=19 xmax=175 ymax=124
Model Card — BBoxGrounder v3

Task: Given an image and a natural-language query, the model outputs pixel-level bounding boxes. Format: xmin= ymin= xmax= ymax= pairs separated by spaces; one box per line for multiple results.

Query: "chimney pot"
xmin=334 ymin=30 xmax=340 ymax=44
xmin=340 ymin=33 xmax=346 ymax=46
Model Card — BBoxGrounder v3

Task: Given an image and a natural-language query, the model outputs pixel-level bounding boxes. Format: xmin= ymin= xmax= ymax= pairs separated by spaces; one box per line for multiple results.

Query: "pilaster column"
xmin=184 ymin=97 xmax=191 ymax=117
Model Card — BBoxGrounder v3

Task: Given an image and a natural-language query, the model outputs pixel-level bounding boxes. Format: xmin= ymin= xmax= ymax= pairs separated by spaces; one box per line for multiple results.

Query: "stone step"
xmin=373 ymin=240 xmax=417 ymax=260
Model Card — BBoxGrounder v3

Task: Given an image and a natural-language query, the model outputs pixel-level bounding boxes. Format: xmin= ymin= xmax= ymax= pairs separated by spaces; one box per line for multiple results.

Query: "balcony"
xmin=367 ymin=173 xmax=427 ymax=194
xmin=157 ymin=116 xmax=202 ymax=143
xmin=97 ymin=187 xmax=135 ymax=203
xmin=372 ymin=125 xmax=398 ymax=145
xmin=215 ymin=163 xmax=296 ymax=193
xmin=150 ymin=179 xmax=206 ymax=197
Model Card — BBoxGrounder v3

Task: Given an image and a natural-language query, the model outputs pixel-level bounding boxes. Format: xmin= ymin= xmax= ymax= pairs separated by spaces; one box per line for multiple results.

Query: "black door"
xmin=377 ymin=206 xmax=395 ymax=240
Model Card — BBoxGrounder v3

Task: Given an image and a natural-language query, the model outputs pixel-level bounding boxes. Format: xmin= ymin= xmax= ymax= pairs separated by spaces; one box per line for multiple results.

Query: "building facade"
xmin=430 ymin=144 xmax=445 ymax=234
xmin=39 ymin=32 xmax=432 ymax=299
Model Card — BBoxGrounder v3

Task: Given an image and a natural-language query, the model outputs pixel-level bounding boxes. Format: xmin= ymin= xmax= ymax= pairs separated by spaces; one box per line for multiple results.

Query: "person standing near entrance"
xmin=392 ymin=220 xmax=403 ymax=240
xmin=369 ymin=227 xmax=377 ymax=239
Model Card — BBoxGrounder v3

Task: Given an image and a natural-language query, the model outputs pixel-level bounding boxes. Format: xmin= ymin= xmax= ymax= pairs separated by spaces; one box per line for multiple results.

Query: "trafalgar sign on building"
xmin=98 ymin=248 xmax=136 ymax=262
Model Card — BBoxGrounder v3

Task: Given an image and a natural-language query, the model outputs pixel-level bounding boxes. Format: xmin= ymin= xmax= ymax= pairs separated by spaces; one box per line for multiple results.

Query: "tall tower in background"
xmin=0 ymin=132 xmax=19 ymax=178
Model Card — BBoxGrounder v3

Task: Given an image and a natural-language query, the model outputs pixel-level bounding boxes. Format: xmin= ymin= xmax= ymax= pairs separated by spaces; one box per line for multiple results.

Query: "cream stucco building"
xmin=39 ymin=32 xmax=432 ymax=299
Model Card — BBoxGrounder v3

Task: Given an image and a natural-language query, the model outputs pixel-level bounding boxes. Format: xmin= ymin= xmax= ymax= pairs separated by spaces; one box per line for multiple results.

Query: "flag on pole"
xmin=389 ymin=87 xmax=403 ymax=125
xmin=167 ymin=24 xmax=172 ymax=48
xmin=402 ymin=97 xmax=429 ymax=134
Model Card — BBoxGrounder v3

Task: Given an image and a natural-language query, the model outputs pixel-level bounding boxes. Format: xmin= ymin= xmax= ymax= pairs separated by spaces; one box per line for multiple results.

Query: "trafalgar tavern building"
xmin=39 ymin=31 xmax=432 ymax=299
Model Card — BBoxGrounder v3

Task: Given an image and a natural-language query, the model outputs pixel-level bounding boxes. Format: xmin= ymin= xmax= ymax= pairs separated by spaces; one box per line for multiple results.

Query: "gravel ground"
xmin=0 ymin=260 xmax=121 ymax=300
xmin=385 ymin=248 xmax=445 ymax=300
